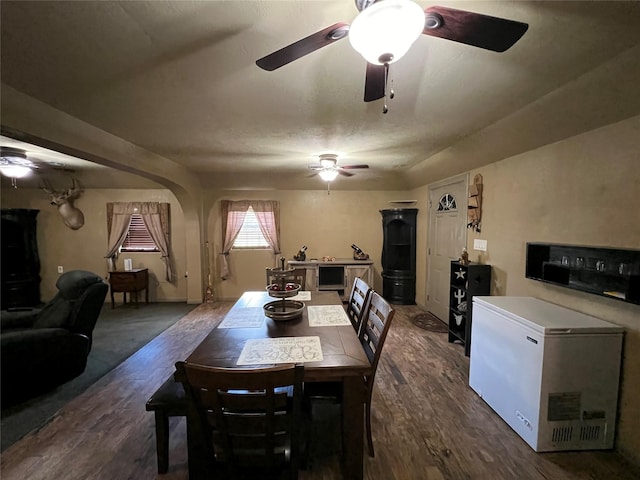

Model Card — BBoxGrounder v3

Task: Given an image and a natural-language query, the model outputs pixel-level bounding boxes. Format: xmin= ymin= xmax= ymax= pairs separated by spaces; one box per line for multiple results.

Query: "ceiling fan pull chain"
xmin=383 ymin=62 xmax=390 ymax=114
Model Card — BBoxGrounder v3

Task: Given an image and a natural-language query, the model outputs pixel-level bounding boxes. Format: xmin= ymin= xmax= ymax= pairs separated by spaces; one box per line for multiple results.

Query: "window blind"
xmin=121 ymin=214 xmax=159 ymax=252
xmin=232 ymin=206 xmax=270 ymax=248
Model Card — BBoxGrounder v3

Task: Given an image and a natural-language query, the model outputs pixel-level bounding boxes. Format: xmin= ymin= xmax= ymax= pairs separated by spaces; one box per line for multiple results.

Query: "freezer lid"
xmin=473 ymin=296 xmax=625 ymax=335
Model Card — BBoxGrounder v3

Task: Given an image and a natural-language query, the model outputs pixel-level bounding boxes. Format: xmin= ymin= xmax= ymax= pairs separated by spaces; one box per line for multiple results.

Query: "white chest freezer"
xmin=469 ymin=296 xmax=624 ymax=452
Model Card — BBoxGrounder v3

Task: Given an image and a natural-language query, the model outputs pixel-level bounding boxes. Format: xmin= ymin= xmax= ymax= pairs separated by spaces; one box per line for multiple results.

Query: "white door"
xmin=425 ymin=175 xmax=468 ymax=322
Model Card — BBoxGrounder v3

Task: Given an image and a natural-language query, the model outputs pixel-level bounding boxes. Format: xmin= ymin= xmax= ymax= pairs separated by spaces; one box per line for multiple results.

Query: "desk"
xmin=108 ymin=269 xmax=149 ymax=308
xmin=180 ymin=291 xmax=370 ymax=480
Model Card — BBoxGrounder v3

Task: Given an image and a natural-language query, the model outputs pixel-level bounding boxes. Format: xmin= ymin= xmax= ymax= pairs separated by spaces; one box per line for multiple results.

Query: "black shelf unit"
xmin=448 ymin=261 xmax=491 ymax=356
xmin=380 ymin=208 xmax=418 ymax=304
xmin=1 ymin=208 xmax=41 ymax=309
xmin=526 ymin=243 xmax=640 ymax=305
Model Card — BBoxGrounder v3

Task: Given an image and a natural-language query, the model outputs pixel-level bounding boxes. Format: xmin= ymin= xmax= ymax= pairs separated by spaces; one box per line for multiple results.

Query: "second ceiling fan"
xmin=309 ymin=153 xmax=368 ymax=182
xmin=256 ymin=0 xmax=528 ymax=104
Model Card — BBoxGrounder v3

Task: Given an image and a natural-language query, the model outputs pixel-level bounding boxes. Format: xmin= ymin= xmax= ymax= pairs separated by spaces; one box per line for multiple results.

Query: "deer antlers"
xmin=41 ymin=177 xmax=85 ymax=230
xmin=41 ymin=177 xmax=82 ymax=202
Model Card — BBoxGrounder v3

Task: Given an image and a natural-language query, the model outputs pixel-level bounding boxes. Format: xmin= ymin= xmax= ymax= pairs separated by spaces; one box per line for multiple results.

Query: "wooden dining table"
xmin=178 ymin=290 xmax=372 ymax=480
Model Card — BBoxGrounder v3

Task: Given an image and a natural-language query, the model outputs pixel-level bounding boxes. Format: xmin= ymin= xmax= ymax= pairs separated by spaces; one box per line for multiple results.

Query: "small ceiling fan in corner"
xmin=1 ymin=146 xmax=74 ymax=188
xmin=256 ymin=0 xmax=528 ymax=112
xmin=308 ymin=153 xmax=368 ymax=193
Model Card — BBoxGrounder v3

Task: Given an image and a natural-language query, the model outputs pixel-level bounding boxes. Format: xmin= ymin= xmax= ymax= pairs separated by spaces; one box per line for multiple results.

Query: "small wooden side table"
xmin=109 ymin=268 xmax=149 ymax=308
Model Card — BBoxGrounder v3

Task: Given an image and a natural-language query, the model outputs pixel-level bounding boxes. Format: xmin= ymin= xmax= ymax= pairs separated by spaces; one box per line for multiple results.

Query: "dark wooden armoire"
xmin=380 ymin=208 xmax=418 ymax=305
xmin=1 ymin=208 xmax=41 ymax=309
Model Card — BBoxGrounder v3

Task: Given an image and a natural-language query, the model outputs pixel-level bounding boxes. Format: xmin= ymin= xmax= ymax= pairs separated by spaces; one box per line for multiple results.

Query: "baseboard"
xmin=103 ymin=298 xmax=189 ymax=304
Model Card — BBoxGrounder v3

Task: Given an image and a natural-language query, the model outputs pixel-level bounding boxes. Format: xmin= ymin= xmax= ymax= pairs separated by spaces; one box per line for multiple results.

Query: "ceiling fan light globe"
xmin=0 ymin=164 xmax=32 ymax=178
xmin=349 ymin=0 xmax=425 ymax=65
xmin=319 ymin=169 xmax=339 ymax=182
xmin=320 ymin=158 xmax=336 ymax=168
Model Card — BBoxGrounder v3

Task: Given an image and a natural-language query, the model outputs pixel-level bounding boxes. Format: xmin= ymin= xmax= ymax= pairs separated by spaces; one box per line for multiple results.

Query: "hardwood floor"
xmin=1 ymin=301 xmax=638 ymax=480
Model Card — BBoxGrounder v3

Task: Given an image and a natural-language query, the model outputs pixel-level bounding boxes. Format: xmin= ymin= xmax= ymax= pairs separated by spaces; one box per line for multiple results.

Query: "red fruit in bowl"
xmin=285 ymin=283 xmax=297 ymax=291
xmin=268 ymin=283 xmax=280 ymax=291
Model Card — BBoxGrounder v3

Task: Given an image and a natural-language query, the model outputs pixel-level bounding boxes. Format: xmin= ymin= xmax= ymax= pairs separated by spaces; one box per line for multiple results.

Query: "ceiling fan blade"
xmin=338 ymin=170 xmax=355 ymax=177
xmin=364 ymin=63 xmax=385 ymax=102
xmin=423 ymin=6 xmax=528 ymax=53
xmin=256 ymin=23 xmax=350 ymax=71
xmin=308 ymin=164 xmax=324 ymax=170
xmin=341 ymin=164 xmax=369 ymax=169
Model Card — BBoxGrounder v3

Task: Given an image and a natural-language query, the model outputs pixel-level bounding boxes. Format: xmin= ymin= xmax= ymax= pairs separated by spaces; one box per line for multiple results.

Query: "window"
xmin=232 ymin=206 xmax=270 ymax=249
xmin=121 ymin=214 xmax=159 ymax=252
xmin=220 ymin=200 xmax=280 ymax=279
xmin=437 ymin=193 xmax=457 ymax=212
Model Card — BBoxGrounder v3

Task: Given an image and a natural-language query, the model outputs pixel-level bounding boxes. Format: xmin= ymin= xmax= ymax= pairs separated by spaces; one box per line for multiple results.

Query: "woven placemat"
xmin=412 ymin=312 xmax=448 ymax=333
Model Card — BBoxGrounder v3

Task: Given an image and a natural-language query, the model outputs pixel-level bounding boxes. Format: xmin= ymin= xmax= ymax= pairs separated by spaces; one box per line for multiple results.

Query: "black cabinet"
xmin=380 ymin=208 xmax=417 ymax=304
xmin=526 ymin=243 xmax=640 ymax=305
xmin=1 ymin=208 xmax=41 ymax=309
xmin=448 ymin=261 xmax=491 ymax=356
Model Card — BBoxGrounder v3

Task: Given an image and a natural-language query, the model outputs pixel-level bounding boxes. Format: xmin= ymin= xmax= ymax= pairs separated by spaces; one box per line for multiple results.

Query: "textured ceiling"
xmin=1 ymin=1 xmax=639 ymax=190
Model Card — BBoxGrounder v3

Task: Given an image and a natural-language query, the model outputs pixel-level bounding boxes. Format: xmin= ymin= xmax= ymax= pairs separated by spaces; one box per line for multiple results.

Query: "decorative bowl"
xmin=267 ymin=267 xmax=296 ymax=277
xmin=266 ymin=283 xmax=301 ymax=298
xmin=263 ymin=299 xmax=305 ymax=321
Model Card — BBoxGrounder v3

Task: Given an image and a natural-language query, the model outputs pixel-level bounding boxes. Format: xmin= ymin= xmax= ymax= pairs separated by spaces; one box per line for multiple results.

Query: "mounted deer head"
xmin=41 ymin=178 xmax=85 ymax=230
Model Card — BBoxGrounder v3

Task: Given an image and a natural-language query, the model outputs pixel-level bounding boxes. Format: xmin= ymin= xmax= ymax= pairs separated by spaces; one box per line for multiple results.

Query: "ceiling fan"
xmin=256 ymin=0 xmax=528 ymax=106
xmin=308 ymin=153 xmax=369 ymax=194
xmin=1 ymin=146 xmax=74 ymax=187
xmin=308 ymin=153 xmax=369 ymax=181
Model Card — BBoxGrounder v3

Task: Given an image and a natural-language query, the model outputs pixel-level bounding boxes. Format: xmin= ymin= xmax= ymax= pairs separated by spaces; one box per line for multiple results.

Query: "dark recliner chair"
xmin=1 ymin=270 xmax=108 ymax=408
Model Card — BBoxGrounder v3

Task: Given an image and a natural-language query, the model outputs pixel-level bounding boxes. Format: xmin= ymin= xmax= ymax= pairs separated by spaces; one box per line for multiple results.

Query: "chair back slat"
xmin=223 ymin=411 xmax=292 ymax=433
xmin=217 ymin=387 xmax=291 ymax=409
xmin=176 ymin=362 xmax=303 ymax=478
xmin=346 ymin=277 xmax=371 ymax=334
xmin=360 ymin=291 xmax=395 ymax=373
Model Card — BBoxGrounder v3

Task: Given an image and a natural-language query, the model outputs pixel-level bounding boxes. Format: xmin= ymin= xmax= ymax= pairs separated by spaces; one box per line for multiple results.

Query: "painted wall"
xmin=2 ymin=116 xmax=638 ymax=463
xmin=413 ymin=115 xmax=640 ymax=463
xmin=1 ymin=188 xmax=188 ymax=303
xmin=206 ymin=190 xmax=406 ymax=301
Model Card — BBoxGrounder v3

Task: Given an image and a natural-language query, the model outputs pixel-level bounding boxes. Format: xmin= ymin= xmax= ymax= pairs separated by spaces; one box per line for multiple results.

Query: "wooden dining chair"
xmin=305 ymin=291 xmax=395 ymax=459
xmin=345 ymin=276 xmax=372 ymax=335
xmin=359 ymin=291 xmax=395 ymax=457
xmin=175 ymin=361 xmax=304 ymax=480
xmin=266 ymin=267 xmax=306 ymax=290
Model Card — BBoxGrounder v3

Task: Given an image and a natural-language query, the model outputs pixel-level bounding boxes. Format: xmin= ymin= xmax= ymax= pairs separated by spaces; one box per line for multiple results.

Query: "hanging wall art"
xmin=467 ymin=174 xmax=483 ymax=232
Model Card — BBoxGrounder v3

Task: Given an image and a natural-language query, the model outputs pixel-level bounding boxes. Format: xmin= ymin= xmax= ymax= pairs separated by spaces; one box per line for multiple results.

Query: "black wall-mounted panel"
xmin=526 ymin=242 xmax=640 ymax=305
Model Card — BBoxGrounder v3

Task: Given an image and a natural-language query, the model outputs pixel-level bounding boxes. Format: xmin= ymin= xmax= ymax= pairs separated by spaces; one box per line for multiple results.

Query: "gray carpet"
xmin=0 ymin=302 xmax=196 ymax=451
